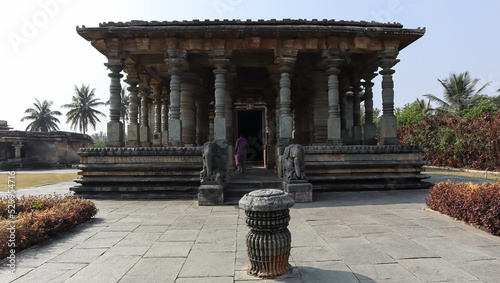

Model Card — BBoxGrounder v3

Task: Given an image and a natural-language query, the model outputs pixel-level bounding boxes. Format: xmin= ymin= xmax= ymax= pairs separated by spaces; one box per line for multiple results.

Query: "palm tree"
xmin=62 ymin=84 xmax=106 ymax=134
xmin=424 ymin=71 xmax=490 ymax=116
xmin=21 ymin=99 xmax=61 ymax=132
xmin=415 ymin=98 xmax=434 ymax=117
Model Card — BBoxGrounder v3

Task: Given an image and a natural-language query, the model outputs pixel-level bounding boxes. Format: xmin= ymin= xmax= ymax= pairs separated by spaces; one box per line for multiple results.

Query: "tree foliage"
xmin=424 ymin=71 xmax=490 ymax=116
xmin=21 ymin=99 xmax=61 ymax=132
xmin=90 ymin=131 xmax=107 ymax=148
xmin=62 ymin=84 xmax=106 ymax=134
xmin=461 ymin=97 xmax=499 ymax=119
xmin=396 ymin=98 xmax=433 ymax=128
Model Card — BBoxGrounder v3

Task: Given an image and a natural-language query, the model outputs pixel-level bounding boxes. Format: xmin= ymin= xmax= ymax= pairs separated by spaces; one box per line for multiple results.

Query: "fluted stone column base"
xmin=106 ymin=121 xmax=124 ymax=147
xmin=239 ymin=189 xmax=295 ymax=278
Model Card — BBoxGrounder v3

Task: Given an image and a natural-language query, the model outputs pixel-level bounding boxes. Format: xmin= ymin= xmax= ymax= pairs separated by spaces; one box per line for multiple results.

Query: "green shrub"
xmin=0 ymin=195 xmax=98 ymax=259
xmin=426 ymin=181 xmax=500 ymax=235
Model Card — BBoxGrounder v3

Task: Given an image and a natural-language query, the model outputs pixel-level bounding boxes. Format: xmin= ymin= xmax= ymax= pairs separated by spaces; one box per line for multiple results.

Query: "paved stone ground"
xmin=1 ymin=174 xmax=499 ymax=282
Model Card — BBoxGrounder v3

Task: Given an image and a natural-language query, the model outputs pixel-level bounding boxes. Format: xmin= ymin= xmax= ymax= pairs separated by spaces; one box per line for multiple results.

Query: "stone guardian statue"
xmin=282 ymin=144 xmax=306 ymax=181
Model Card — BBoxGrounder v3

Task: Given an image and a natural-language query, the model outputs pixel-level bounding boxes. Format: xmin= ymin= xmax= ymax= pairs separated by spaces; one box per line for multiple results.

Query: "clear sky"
xmin=1 ymin=0 xmax=499 ymax=134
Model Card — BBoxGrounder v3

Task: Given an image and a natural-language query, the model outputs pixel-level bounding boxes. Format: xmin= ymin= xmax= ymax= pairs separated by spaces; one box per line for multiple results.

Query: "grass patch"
xmin=0 ymin=173 xmax=78 ymax=192
xmin=424 ymin=168 xmax=500 ymax=181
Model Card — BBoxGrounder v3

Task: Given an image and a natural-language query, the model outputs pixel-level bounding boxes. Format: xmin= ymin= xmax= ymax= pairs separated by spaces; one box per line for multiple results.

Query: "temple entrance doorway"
xmin=237 ymin=110 xmax=264 ymax=164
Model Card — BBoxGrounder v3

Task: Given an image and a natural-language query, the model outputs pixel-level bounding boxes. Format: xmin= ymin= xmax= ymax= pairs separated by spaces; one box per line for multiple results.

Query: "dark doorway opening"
xmin=237 ymin=110 xmax=263 ymax=163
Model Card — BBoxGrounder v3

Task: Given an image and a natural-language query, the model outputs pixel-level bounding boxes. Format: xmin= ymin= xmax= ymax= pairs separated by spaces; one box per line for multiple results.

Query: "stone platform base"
xmin=304 ymin=145 xmax=431 ymax=191
xmin=283 ymin=180 xmax=312 ymax=202
xmin=198 ymin=184 xmax=224 ymax=206
xmin=70 ymin=147 xmax=202 ymax=199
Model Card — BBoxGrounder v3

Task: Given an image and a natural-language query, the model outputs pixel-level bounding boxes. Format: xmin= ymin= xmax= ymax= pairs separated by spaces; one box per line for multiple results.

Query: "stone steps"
xmin=224 ymin=167 xmax=282 ymax=205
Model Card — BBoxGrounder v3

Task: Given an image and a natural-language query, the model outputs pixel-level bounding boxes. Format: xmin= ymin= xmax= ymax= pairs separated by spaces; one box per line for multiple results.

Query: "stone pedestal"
xmin=364 ymin=122 xmax=377 ymax=145
xmin=239 ymin=189 xmax=294 ymax=278
xmin=198 ymin=184 xmax=224 ymax=205
xmin=283 ymin=180 xmax=312 ymax=202
xmin=126 ymin=124 xmax=140 ymax=147
xmin=214 ymin=117 xmax=226 ymax=141
xmin=161 ymin=131 xmax=169 ymax=146
xmin=140 ymin=127 xmax=151 ymax=147
xmin=168 ymin=119 xmax=183 ymax=146
xmin=107 ymin=121 xmax=124 ymax=147
xmin=327 ymin=117 xmax=342 ymax=145
xmin=279 ymin=116 xmax=293 ymax=140
xmin=380 ymin=115 xmax=398 ymax=145
xmin=152 ymin=132 xmax=162 ymax=146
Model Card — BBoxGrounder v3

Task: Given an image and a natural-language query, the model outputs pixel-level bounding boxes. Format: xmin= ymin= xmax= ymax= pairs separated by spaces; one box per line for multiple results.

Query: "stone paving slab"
xmin=2 ymin=177 xmax=500 ymax=282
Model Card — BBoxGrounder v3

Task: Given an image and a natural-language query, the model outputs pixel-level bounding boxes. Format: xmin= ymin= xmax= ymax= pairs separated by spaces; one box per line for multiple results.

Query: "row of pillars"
xmin=104 ymin=48 xmax=399 ymax=148
xmin=104 ymin=50 xmax=235 ymax=147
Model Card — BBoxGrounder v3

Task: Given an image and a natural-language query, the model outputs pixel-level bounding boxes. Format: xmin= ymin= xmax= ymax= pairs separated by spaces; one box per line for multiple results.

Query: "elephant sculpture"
xmin=200 ymin=142 xmax=223 ymax=184
xmin=282 ymin=144 xmax=306 ymax=181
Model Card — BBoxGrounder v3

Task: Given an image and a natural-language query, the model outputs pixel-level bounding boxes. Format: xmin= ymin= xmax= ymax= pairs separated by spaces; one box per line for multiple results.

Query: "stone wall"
xmin=304 ymin=145 xmax=430 ymax=190
xmin=71 ymin=147 xmax=203 ymax=199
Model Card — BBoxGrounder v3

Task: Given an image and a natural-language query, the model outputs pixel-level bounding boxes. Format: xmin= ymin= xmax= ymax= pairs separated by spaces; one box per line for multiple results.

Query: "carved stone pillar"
xmin=105 ymin=61 xmax=124 ymax=147
xmin=152 ymin=83 xmax=162 ymax=146
xmin=208 ymin=102 xmax=215 ymax=141
xmin=139 ymin=87 xmax=151 ymax=147
xmin=379 ymin=50 xmax=400 ymax=145
xmin=353 ymin=81 xmax=363 ymax=145
xmin=323 ymin=49 xmax=343 ymax=145
xmin=266 ymin=102 xmax=277 ymax=169
xmin=125 ymin=66 xmax=140 ymax=147
xmin=180 ymin=75 xmax=198 ymax=147
xmin=341 ymin=87 xmax=354 ymax=145
xmin=312 ymin=73 xmax=328 ymax=145
xmin=165 ymin=49 xmax=186 ymax=146
xmin=274 ymin=49 xmax=297 ymax=145
xmin=213 ymin=65 xmax=227 ymax=142
xmin=196 ymin=98 xmax=209 ymax=146
xmin=225 ymin=89 xmax=233 ymax=146
xmin=161 ymin=88 xmax=169 ymax=146
xmin=363 ymin=73 xmax=377 ymax=145
xmin=13 ymin=141 xmax=23 ymax=159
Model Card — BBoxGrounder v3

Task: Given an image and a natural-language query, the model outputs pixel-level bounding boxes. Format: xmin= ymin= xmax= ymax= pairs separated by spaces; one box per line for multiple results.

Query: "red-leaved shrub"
xmin=0 ymin=195 xmax=98 ymax=259
xmin=426 ymin=181 xmax=500 ymax=235
xmin=399 ymin=113 xmax=500 ymax=171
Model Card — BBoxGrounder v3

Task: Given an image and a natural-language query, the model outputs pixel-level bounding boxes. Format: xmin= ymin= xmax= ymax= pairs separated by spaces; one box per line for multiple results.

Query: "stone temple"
xmin=72 ymin=19 xmax=428 ymax=204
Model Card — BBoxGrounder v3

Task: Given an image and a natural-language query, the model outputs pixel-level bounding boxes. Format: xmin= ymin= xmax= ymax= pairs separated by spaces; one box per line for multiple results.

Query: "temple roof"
xmin=77 ymin=19 xmax=425 ymax=51
xmin=96 ymin=19 xmax=405 ymax=28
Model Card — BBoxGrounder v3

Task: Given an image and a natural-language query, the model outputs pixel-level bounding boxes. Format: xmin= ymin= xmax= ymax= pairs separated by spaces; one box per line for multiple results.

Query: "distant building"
xmin=0 ymin=121 xmax=92 ymax=170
